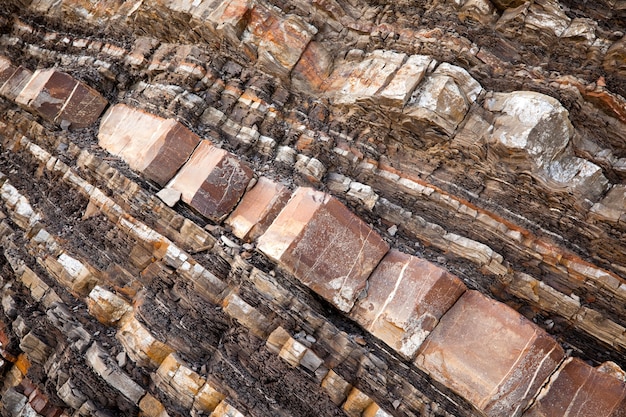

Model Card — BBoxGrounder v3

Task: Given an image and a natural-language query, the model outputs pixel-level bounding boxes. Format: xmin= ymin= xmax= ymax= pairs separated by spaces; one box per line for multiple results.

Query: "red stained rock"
xmin=0 ymin=56 xmax=17 ymax=87
xmin=57 ymin=81 xmax=107 ymax=128
xmin=415 ymin=290 xmax=564 ymax=417
xmin=258 ymin=187 xmax=389 ymax=312
xmin=523 ymin=357 xmax=626 ymax=417
xmin=257 ymin=14 xmax=316 ymax=80
xmin=226 ymin=177 xmax=291 ymax=242
xmin=15 ymin=69 xmax=106 ymax=127
xmin=291 ymin=41 xmax=333 ymax=91
xmin=98 ymin=104 xmax=200 ymax=186
xmin=16 ymin=69 xmax=76 ymax=121
xmin=0 ymin=66 xmax=33 ymax=101
xmin=350 ymin=249 xmax=466 ymax=359
xmin=167 ymin=141 xmax=253 ymax=221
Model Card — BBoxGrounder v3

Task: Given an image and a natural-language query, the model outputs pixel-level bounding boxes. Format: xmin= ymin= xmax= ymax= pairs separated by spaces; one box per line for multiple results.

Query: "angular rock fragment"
xmin=351 ymin=249 xmax=466 ymax=359
xmin=166 ymin=141 xmax=253 ymax=221
xmin=116 ymin=315 xmax=174 ymax=368
xmin=524 ymin=357 xmax=626 ymax=417
xmin=154 ymin=353 xmax=208 ymax=409
xmin=343 ymin=388 xmax=373 ymax=417
xmin=207 ymin=0 xmax=252 ymax=44
xmin=416 ymin=290 xmax=565 ymax=417
xmin=0 ymin=66 xmax=33 ymax=101
xmin=378 ymin=54 xmax=433 ymax=107
xmin=98 ymin=104 xmax=201 ymax=186
xmin=326 ymin=50 xmax=406 ymax=105
xmin=485 ymin=91 xmax=608 ymax=199
xmin=258 ymin=187 xmax=389 ymax=312
xmin=226 ymin=177 xmax=291 ymax=241
xmin=321 ymin=370 xmax=352 ymax=405
xmin=15 ymin=69 xmax=107 ymax=128
xmin=590 ymin=184 xmax=626 ymax=222
xmin=403 ymin=72 xmax=470 ymax=136
xmin=257 ymin=14 xmax=317 ymax=80
xmin=87 ymin=286 xmax=132 ymax=326
xmin=85 ymin=343 xmax=146 ymax=405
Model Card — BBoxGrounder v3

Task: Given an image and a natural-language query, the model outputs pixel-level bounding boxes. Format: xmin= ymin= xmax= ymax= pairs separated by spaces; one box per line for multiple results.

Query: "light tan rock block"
xmin=154 ymin=353 xmax=204 ymax=409
xmin=193 ymin=382 xmax=225 ymax=413
xmin=321 ymin=370 xmax=352 ymax=406
xmin=87 ymin=286 xmax=132 ymax=327
xmin=342 ymin=388 xmax=373 ymax=417
xmin=116 ymin=315 xmax=174 ymax=368
xmin=378 ymin=55 xmax=433 ymax=107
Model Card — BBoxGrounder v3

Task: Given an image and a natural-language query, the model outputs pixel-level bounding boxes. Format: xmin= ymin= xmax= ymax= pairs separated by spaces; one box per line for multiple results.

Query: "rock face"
xmin=416 ymin=291 xmax=565 ymax=416
xmin=0 ymin=0 xmax=625 ymax=416
xmin=258 ymin=187 xmax=389 ymax=312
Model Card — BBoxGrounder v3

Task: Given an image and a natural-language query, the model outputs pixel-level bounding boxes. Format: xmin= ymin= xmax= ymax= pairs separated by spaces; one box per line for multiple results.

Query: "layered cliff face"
xmin=0 ymin=0 xmax=625 ymax=416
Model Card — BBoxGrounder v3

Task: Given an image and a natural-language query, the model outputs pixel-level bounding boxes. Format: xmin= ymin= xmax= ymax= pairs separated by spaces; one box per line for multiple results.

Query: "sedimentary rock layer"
xmin=0 ymin=0 xmax=624 ymax=416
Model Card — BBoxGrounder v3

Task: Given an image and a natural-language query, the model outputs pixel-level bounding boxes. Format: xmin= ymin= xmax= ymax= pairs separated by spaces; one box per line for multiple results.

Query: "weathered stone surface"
xmin=326 ymin=50 xmax=406 ymax=105
xmin=485 ymin=91 xmax=608 ymax=199
xmin=378 ymin=55 xmax=433 ymax=107
xmin=166 ymin=140 xmax=253 ymax=221
xmin=321 ymin=370 xmax=352 ymax=406
xmin=291 ymin=42 xmax=334 ymax=90
xmin=85 ymin=343 xmax=146 ymax=405
xmin=351 ymin=249 xmax=466 ymax=359
xmin=15 ymin=69 xmax=106 ymax=128
xmin=591 ymin=185 xmax=626 ymax=222
xmin=0 ymin=66 xmax=32 ymax=101
xmin=116 ymin=315 xmax=174 ymax=368
xmin=524 ymin=357 xmax=626 ymax=417
xmin=416 ymin=290 xmax=565 ymax=417
xmin=87 ymin=286 xmax=132 ymax=326
xmin=98 ymin=104 xmax=200 ymax=186
xmin=257 ymin=14 xmax=317 ymax=80
xmin=258 ymin=187 xmax=389 ymax=312
xmin=403 ymin=73 xmax=470 ymax=136
xmin=154 ymin=353 xmax=205 ymax=409
xmin=211 ymin=401 xmax=245 ymax=417
xmin=343 ymin=388 xmax=373 ymax=417
xmin=226 ymin=177 xmax=291 ymax=241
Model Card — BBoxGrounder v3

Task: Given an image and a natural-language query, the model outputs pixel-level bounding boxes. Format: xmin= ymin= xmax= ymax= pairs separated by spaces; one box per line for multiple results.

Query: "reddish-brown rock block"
xmin=257 ymin=13 xmax=316 ymax=80
xmin=0 ymin=66 xmax=33 ymax=101
xmin=226 ymin=177 xmax=291 ymax=242
xmin=167 ymin=140 xmax=253 ymax=221
xmin=351 ymin=249 xmax=466 ymax=359
xmin=98 ymin=104 xmax=201 ymax=186
xmin=291 ymin=41 xmax=333 ymax=90
xmin=57 ymin=81 xmax=108 ymax=128
xmin=15 ymin=69 xmax=106 ymax=127
xmin=258 ymin=187 xmax=389 ymax=312
xmin=0 ymin=56 xmax=17 ymax=87
xmin=523 ymin=357 xmax=626 ymax=417
xmin=16 ymin=69 xmax=76 ymax=121
xmin=415 ymin=290 xmax=565 ymax=417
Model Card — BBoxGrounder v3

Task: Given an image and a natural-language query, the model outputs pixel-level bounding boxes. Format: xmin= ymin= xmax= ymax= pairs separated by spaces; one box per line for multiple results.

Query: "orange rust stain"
xmin=15 ymin=353 xmax=30 ymax=375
